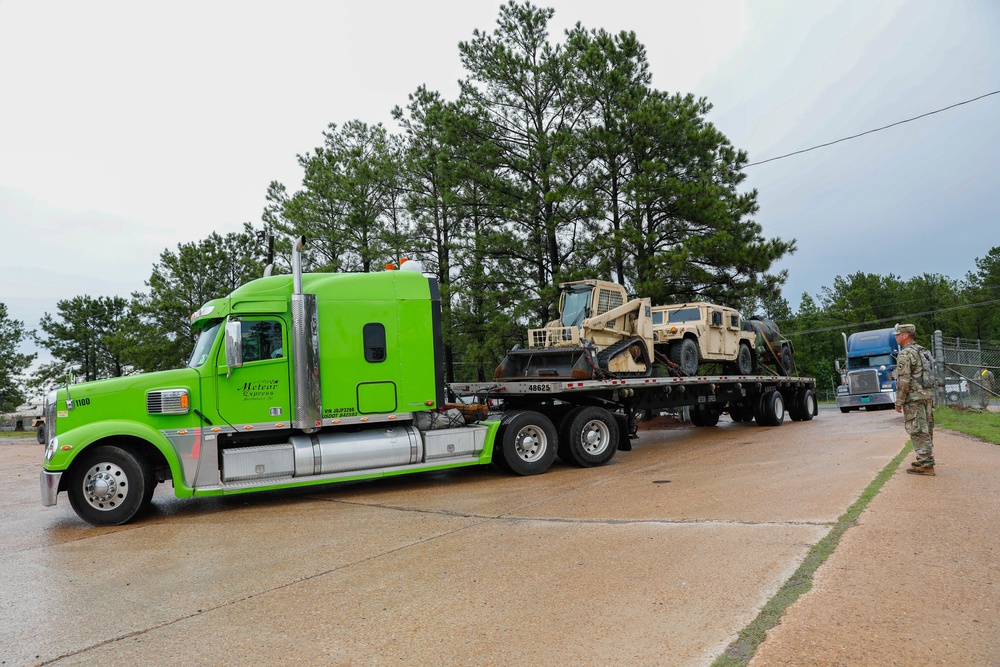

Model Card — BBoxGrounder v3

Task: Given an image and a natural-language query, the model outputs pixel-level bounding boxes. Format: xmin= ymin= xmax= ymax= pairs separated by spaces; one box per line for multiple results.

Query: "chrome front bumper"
xmin=836 ymin=391 xmax=896 ymax=409
xmin=40 ymin=470 xmax=63 ymax=507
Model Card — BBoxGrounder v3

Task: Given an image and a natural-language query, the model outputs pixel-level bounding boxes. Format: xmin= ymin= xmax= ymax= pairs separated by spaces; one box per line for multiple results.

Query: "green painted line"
xmin=712 ymin=442 xmax=913 ymax=667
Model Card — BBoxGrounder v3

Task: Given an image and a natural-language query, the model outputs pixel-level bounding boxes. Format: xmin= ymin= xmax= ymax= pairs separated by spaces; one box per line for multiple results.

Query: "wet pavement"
xmin=1 ymin=408 xmax=996 ymax=666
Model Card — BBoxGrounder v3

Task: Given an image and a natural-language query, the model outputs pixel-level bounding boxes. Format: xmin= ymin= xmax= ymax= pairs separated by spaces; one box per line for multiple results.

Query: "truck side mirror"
xmin=225 ymin=318 xmax=244 ymax=376
xmin=834 ymin=360 xmax=841 ymax=372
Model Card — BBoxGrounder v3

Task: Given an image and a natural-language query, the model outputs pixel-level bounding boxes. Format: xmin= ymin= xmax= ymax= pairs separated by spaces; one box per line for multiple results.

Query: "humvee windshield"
xmin=668 ymin=307 xmax=701 ymax=323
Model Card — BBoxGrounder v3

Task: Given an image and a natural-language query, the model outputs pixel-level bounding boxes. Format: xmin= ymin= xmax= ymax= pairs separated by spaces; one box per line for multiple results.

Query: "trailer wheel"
xmin=67 ymin=445 xmax=155 ymax=526
xmin=794 ymin=389 xmax=816 ymax=421
xmin=558 ymin=407 xmax=619 ymax=467
xmin=670 ymin=339 xmax=700 ymax=376
xmin=494 ymin=411 xmax=557 ymax=476
xmin=756 ymin=390 xmax=785 ymax=426
xmin=689 ymin=404 xmax=721 ymax=427
xmin=729 ymin=405 xmax=754 ymax=422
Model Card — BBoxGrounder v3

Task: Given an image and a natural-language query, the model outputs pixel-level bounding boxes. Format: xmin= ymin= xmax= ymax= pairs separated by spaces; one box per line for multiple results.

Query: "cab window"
xmin=241 ymin=320 xmax=284 ymax=362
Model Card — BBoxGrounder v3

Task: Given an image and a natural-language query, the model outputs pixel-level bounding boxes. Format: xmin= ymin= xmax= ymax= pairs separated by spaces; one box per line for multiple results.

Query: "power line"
xmin=783 ymin=297 xmax=1000 ymax=336
xmin=744 ymin=90 xmax=1000 ymax=168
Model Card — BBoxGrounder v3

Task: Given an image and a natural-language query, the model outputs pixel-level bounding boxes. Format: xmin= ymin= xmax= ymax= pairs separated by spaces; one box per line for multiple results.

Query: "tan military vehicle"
xmin=651 ymin=302 xmax=756 ymax=376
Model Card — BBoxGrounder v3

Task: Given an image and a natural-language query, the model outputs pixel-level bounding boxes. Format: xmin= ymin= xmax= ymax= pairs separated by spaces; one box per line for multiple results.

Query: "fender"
xmin=43 ymin=420 xmax=194 ymax=497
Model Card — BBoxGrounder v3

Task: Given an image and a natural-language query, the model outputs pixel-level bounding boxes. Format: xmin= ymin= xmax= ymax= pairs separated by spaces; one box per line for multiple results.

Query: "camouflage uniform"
xmin=980 ymin=369 xmax=995 ymax=410
xmin=895 ymin=340 xmax=934 ymax=466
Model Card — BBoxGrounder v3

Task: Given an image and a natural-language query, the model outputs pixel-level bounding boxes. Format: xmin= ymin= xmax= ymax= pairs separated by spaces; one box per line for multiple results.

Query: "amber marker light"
xmin=425 ymin=400 xmax=434 ymax=406
xmin=180 ymin=394 xmax=189 ymax=409
xmin=244 ymin=425 xmax=253 ymax=430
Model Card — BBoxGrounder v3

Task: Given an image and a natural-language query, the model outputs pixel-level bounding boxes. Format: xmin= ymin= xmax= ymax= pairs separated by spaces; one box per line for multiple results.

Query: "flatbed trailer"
xmin=451 ymin=373 xmax=818 ymax=448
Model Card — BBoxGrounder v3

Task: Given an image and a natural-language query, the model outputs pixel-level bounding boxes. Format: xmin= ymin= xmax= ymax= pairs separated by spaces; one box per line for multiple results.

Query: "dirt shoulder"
xmin=749 ymin=426 xmax=1000 ymax=666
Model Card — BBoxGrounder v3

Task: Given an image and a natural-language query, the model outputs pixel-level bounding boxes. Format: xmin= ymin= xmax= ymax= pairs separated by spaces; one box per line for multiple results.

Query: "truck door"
xmin=216 ymin=317 xmax=292 ymax=428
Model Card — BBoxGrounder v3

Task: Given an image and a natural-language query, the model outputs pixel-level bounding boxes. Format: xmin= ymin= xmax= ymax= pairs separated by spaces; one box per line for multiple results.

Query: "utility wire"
xmin=744 ymin=90 xmax=1000 ymax=168
xmin=783 ymin=297 xmax=1000 ymax=336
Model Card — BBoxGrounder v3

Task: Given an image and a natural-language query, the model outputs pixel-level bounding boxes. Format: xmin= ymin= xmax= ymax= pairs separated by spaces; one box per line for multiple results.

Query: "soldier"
xmin=893 ymin=323 xmax=935 ymax=475
xmin=979 ymin=367 xmax=995 ymax=410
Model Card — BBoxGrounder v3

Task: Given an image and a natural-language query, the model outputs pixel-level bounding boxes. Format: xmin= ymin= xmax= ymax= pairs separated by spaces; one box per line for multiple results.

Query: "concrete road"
xmin=0 ymin=410 xmax=943 ymax=665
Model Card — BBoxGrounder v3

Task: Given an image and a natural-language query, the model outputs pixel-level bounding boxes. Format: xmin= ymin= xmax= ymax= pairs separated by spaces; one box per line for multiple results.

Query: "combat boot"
xmin=906 ymin=465 xmax=935 ymax=476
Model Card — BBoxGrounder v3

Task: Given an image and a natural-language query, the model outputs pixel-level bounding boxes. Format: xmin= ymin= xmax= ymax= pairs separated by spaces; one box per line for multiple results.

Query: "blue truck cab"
xmin=835 ymin=328 xmax=899 ymax=412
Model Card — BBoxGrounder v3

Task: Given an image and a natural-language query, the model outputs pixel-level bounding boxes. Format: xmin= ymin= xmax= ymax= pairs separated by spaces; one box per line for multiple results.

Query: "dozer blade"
xmin=494 ymin=347 xmax=598 ymax=380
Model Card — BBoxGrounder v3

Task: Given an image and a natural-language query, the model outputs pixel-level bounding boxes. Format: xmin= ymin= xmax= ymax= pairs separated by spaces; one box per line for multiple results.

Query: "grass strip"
xmin=711 ymin=442 xmax=913 ymax=667
xmin=934 ymin=406 xmax=1000 ymax=445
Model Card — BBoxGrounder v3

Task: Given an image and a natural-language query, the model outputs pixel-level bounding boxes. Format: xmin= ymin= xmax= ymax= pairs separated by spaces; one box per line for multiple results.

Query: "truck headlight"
xmin=44 ymin=437 xmax=58 ymax=462
xmin=881 ymin=383 xmax=893 ymax=390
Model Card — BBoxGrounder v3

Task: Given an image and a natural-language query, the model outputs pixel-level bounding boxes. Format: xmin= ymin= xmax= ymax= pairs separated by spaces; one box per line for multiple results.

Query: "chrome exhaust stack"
xmin=290 ymin=236 xmax=323 ymax=432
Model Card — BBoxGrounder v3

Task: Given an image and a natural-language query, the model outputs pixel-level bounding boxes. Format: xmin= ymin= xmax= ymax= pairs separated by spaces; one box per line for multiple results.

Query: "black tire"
xmin=670 ymin=338 xmax=700 ymax=376
xmin=787 ymin=392 xmax=803 ymax=421
xmin=67 ymin=445 xmax=155 ymax=526
xmin=493 ymin=411 xmax=558 ymax=476
xmin=734 ymin=344 xmax=753 ymax=375
xmin=946 ymin=391 xmax=959 ymax=403
xmin=558 ymin=406 xmax=619 ymax=467
xmin=757 ymin=390 xmax=785 ymax=426
xmin=36 ymin=424 xmax=46 ymax=444
xmin=729 ymin=404 xmax=755 ymax=422
xmin=779 ymin=345 xmax=794 ymax=376
xmin=796 ymin=389 xmax=816 ymax=421
xmin=690 ymin=404 xmax=720 ymax=427
xmin=839 ymin=407 xmax=850 ymax=414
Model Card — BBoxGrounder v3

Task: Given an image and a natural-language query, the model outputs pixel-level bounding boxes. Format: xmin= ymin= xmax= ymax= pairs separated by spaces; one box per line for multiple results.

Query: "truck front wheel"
xmin=559 ymin=406 xmax=619 ymax=467
xmin=67 ymin=445 xmax=155 ymax=526
xmin=494 ymin=411 xmax=558 ymax=476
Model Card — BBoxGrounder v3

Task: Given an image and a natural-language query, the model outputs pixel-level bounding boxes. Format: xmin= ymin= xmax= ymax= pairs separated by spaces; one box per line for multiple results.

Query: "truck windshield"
xmin=669 ymin=307 xmax=701 ymax=323
xmin=561 ymin=288 xmax=593 ymax=328
xmin=188 ymin=320 xmax=222 ymax=368
xmin=848 ymin=354 xmax=894 ymax=370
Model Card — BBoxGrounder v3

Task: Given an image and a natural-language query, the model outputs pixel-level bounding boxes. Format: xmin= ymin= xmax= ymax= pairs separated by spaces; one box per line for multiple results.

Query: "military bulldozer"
xmin=494 ymin=280 xmax=654 ymax=380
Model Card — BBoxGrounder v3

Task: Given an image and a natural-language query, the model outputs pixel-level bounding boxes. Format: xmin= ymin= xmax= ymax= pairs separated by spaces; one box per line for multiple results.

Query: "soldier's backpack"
xmin=916 ymin=345 xmax=936 ymax=389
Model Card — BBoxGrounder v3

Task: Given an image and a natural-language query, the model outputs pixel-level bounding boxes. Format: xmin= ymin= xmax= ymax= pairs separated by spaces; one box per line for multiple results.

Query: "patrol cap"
xmin=894 ymin=323 xmax=916 ymax=335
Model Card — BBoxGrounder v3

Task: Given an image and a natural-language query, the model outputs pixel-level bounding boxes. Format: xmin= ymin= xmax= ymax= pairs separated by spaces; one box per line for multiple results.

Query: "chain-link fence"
xmin=933 ymin=333 xmax=999 ymax=413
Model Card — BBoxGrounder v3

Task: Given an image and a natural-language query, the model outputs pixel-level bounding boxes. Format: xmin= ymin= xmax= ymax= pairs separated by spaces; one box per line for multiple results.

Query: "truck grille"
xmin=146 ymin=389 xmax=190 ymax=415
xmin=847 ymin=369 xmax=879 ymax=395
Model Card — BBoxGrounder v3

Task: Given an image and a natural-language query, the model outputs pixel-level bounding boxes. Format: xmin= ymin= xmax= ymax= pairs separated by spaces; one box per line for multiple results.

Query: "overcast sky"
xmin=2 ymin=0 xmax=999 ymax=365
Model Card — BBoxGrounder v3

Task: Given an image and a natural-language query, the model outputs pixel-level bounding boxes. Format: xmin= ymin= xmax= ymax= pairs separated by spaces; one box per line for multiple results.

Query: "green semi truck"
xmin=40 ymin=238 xmax=817 ymax=525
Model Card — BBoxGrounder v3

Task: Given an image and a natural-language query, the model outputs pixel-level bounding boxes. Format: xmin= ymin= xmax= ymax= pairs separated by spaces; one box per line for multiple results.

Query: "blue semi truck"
xmin=835 ymin=328 xmax=899 ymax=412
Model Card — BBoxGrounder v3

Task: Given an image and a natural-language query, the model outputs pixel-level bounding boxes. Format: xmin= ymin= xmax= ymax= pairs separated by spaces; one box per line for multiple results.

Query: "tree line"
xmin=1 ymin=3 xmax=995 ymax=409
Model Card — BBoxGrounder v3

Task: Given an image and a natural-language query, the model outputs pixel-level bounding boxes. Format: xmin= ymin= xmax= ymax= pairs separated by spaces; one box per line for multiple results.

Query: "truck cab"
xmin=835 ymin=328 xmax=899 ymax=412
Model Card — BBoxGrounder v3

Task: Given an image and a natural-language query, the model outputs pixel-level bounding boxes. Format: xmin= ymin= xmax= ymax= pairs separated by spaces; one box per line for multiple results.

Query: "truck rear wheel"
xmin=670 ymin=339 xmax=700 ymax=376
xmin=558 ymin=406 xmax=619 ymax=467
xmin=67 ymin=445 xmax=156 ymax=526
xmin=493 ymin=411 xmax=557 ymax=476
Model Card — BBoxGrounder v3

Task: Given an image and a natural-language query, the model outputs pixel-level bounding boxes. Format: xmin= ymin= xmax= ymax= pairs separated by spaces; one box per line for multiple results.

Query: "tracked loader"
xmin=494 ymin=280 xmax=654 ymax=380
